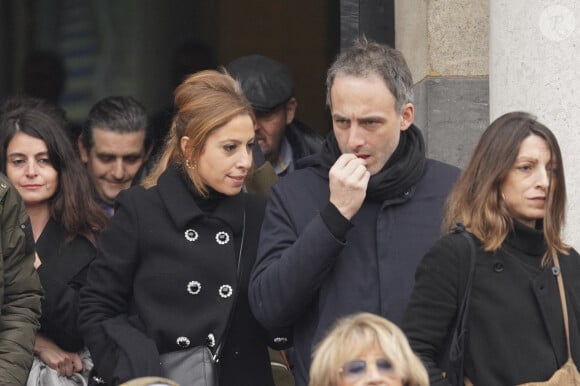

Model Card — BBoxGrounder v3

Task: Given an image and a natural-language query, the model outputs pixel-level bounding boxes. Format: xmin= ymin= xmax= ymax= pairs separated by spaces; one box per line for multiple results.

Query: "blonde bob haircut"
xmin=309 ymin=313 xmax=428 ymax=386
xmin=443 ymin=111 xmax=568 ymax=265
xmin=142 ymin=69 xmax=255 ymax=194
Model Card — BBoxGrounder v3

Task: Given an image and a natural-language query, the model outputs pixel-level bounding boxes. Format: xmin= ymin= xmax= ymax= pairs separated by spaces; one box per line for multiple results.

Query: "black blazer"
xmin=36 ymin=217 xmax=96 ymax=352
xmin=80 ymin=165 xmax=274 ymax=386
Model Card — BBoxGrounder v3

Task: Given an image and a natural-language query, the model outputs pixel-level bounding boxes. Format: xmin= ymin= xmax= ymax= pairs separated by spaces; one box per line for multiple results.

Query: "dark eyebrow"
xmin=358 ymin=116 xmax=385 ymax=122
xmin=514 ymin=156 xmax=538 ymax=163
xmin=218 ymin=139 xmax=243 ymax=145
xmin=8 ymin=151 xmax=49 ymax=158
xmin=96 ymin=151 xmax=142 ymax=158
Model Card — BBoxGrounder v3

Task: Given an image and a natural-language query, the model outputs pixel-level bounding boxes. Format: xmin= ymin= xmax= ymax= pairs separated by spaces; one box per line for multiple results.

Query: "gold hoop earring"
xmin=186 ymin=159 xmax=196 ymax=170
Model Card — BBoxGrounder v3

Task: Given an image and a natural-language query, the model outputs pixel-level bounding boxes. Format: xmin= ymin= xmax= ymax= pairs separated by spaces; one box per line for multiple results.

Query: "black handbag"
xmin=438 ymin=223 xmax=477 ymax=386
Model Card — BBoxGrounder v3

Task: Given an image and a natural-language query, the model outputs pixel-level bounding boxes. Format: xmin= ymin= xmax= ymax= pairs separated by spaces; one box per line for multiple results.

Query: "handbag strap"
xmin=440 ymin=223 xmax=477 ymax=385
xmin=448 ymin=224 xmax=477 ymax=360
xmin=552 ymin=254 xmax=572 ymax=359
xmin=453 ymin=224 xmax=477 ymax=339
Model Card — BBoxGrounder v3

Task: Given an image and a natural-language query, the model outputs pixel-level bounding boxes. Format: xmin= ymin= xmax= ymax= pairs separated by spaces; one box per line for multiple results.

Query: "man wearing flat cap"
xmin=227 ymin=55 xmax=322 ymax=177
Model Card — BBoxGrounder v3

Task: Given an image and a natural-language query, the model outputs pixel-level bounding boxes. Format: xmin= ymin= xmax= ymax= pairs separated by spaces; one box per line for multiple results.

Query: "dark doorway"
xmin=339 ymin=0 xmax=395 ymax=50
xmin=1 ymin=0 xmax=340 ymax=135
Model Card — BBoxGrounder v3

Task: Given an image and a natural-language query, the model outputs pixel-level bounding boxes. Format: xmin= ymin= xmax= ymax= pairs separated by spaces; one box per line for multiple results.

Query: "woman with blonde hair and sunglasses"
xmin=309 ymin=312 xmax=428 ymax=386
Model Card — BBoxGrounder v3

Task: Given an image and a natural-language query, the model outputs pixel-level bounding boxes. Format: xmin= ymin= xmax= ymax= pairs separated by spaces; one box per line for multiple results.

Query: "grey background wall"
xmin=395 ymin=0 xmax=580 ymax=246
xmin=490 ymin=0 xmax=580 ymax=245
xmin=396 ymin=0 xmax=490 ymax=169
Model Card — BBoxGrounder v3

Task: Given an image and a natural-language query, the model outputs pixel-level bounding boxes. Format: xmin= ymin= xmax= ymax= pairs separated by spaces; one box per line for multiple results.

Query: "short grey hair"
xmin=326 ymin=38 xmax=414 ymax=112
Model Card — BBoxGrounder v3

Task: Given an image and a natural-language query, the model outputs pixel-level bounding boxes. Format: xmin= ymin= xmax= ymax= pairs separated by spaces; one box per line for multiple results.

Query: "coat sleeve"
xmin=248 ymin=183 xmax=346 ymax=329
xmin=402 ymin=234 xmax=471 ymax=386
xmin=0 ymin=180 xmax=43 ymax=385
xmin=79 ymin=190 xmax=162 ymax=384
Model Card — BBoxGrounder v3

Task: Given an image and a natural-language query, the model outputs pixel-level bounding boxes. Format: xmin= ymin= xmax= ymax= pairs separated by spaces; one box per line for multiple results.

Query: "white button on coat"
xmin=215 ymin=231 xmax=230 ymax=245
xmin=219 ymin=284 xmax=233 ymax=298
xmin=186 ymin=280 xmax=201 ymax=295
xmin=176 ymin=336 xmax=191 ymax=348
xmin=184 ymin=229 xmax=199 ymax=242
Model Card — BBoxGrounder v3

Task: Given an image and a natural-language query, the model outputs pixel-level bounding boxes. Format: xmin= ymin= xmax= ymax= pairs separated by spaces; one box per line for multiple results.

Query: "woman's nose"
xmin=26 ymin=161 xmax=38 ymax=176
xmin=239 ymin=148 xmax=252 ymax=169
xmin=536 ymin=167 xmax=550 ymax=189
xmin=364 ymin=362 xmax=384 ymax=382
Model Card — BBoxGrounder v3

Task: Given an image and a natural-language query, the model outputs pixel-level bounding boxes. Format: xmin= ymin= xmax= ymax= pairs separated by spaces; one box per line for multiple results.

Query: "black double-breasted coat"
xmin=79 ymin=165 xmax=275 ymax=386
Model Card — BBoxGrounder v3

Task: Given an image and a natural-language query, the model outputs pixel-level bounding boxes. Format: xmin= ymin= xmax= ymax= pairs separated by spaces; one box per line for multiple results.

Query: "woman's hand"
xmin=34 ymin=334 xmax=83 ymax=377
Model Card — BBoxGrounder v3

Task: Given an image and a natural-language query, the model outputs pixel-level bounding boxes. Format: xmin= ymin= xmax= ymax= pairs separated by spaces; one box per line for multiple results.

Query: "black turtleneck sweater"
xmin=404 ymin=221 xmax=580 ymax=385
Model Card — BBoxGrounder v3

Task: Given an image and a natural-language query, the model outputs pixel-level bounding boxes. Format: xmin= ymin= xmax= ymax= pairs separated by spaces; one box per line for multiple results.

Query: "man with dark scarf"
xmin=249 ymin=38 xmax=460 ymax=386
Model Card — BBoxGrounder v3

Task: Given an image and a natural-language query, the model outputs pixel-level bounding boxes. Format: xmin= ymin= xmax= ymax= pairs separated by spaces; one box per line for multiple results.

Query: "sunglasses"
xmin=340 ymin=358 xmax=394 ymax=380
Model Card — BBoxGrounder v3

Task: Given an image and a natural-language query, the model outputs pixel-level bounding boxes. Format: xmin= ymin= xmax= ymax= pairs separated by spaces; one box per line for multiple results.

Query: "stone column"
xmin=396 ymin=0 xmax=490 ymax=168
xmin=490 ymin=0 xmax=580 ymax=245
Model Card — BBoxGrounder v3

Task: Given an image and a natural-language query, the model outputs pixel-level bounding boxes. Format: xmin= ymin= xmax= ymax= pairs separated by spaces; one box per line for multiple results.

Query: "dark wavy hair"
xmin=0 ymin=97 xmax=108 ymax=245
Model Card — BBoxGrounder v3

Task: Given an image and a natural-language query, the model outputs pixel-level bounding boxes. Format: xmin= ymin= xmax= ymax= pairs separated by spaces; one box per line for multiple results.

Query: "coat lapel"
xmin=156 ymin=165 xmax=245 ymax=234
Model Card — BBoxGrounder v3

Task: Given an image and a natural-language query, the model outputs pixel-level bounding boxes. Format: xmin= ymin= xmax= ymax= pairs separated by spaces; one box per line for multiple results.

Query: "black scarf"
xmin=319 ymin=124 xmax=426 ymax=202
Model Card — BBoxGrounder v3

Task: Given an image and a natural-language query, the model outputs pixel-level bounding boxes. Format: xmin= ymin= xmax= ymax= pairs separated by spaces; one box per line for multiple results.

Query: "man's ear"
xmin=400 ymin=103 xmax=414 ymax=131
xmin=284 ymin=97 xmax=297 ymax=125
xmin=77 ymin=136 xmax=89 ymax=163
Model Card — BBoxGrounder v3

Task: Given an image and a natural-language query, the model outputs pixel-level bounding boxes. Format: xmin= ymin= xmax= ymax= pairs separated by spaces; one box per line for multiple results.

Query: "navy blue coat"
xmin=249 ymin=158 xmax=460 ymax=386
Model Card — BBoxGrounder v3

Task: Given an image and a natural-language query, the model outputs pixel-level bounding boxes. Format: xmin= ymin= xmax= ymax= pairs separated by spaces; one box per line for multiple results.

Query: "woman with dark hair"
xmin=79 ymin=70 xmax=282 ymax=385
xmin=403 ymin=111 xmax=580 ymax=385
xmin=0 ymin=97 xmax=108 ymax=383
